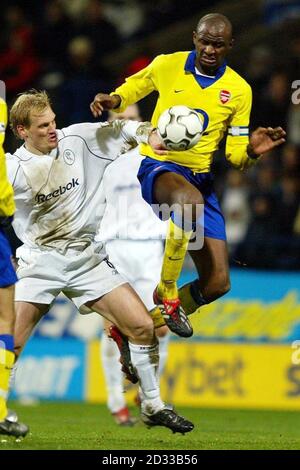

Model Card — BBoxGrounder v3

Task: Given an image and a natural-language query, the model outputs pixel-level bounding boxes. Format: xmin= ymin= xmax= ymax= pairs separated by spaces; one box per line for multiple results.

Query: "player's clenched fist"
xmin=90 ymin=93 xmax=121 ymax=118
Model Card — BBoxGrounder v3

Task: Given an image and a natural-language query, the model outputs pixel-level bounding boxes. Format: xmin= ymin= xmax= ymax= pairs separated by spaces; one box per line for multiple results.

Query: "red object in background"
xmin=118 ymin=55 xmax=152 ymax=85
xmin=0 ymin=25 xmax=41 ymax=95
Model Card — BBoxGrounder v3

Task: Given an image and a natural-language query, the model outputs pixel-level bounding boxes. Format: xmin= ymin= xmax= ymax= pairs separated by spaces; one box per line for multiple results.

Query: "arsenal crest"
xmin=220 ymin=90 xmax=231 ymax=104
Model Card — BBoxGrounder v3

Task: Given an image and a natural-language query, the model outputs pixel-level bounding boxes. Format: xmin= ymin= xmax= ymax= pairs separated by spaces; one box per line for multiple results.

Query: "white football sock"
xmin=158 ymin=334 xmax=170 ymax=376
xmin=128 ymin=341 xmax=164 ymax=415
xmin=8 ymin=363 xmax=18 ymax=392
xmin=101 ymin=332 xmax=126 ymax=413
xmin=136 ymin=334 xmax=170 ymax=403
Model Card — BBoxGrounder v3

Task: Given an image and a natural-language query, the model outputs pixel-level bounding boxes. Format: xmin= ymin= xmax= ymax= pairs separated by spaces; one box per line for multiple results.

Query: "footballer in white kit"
xmin=6 ymin=90 xmax=194 ymax=434
xmin=99 ymin=145 xmax=170 ymax=424
xmin=7 ymin=119 xmax=146 ymax=309
xmin=99 ymin=146 xmax=167 ymax=309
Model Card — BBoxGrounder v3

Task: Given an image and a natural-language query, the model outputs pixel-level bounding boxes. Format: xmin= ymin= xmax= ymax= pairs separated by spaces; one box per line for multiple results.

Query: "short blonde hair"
xmin=10 ymin=89 xmax=52 ymax=137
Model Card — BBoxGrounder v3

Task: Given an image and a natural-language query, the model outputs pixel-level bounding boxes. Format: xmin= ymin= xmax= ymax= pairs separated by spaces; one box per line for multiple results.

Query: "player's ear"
xmin=192 ymin=30 xmax=197 ymax=46
xmin=16 ymin=124 xmax=27 ymax=140
xmin=229 ymin=38 xmax=234 ymax=49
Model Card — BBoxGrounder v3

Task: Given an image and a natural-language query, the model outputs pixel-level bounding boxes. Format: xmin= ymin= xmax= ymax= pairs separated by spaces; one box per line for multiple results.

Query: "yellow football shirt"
xmin=113 ymin=51 xmax=257 ymax=173
xmin=0 ymin=98 xmax=15 ymax=217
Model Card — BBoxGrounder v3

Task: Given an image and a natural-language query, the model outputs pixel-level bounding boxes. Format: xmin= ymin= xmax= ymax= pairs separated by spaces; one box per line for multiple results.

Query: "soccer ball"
xmin=157 ymin=106 xmax=203 ymax=151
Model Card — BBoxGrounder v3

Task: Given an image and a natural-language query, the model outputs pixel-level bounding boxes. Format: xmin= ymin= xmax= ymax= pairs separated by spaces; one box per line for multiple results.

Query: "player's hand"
xmin=148 ymin=129 xmax=168 ymax=156
xmin=249 ymin=126 xmax=286 ymax=156
xmin=90 ymin=93 xmax=121 ymax=118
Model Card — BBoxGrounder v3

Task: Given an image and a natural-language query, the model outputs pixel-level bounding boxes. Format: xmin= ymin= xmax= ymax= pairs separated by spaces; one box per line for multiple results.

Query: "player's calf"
xmin=109 ymin=325 xmax=139 ymax=384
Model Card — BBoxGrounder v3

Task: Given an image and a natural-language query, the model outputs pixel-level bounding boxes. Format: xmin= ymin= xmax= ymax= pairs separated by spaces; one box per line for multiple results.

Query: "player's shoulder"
xmin=153 ymin=51 xmax=190 ymax=67
xmin=5 ymin=151 xmax=18 ymax=162
xmin=60 ymin=122 xmax=100 ymax=137
xmin=225 ymin=66 xmax=252 ymax=93
xmin=6 ymin=144 xmax=31 ymax=163
xmin=5 ymin=151 xmax=23 ymax=180
xmin=5 ymin=151 xmax=22 ymax=171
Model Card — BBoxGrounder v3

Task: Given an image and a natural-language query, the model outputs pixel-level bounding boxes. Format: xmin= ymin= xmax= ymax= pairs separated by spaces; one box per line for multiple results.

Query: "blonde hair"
xmin=10 ymin=89 xmax=52 ymax=138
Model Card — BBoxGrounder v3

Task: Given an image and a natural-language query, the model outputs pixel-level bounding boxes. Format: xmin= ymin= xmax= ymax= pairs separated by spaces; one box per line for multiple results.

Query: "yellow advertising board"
xmin=87 ymin=340 xmax=300 ymax=410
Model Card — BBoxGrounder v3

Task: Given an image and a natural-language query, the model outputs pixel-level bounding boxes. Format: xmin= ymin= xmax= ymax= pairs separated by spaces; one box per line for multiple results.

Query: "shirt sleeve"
xmin=61 ymin=122 xmax=101 ymax=142
xmin=116 ymin=120 xmax=153 ymax=144
xmin=61 ymin=122 xmax=107 ymax=154
xmin=112 ymin=56 xmax=160 ymax=112
xmin=225 ymin=84 xmax=259 ymax=170
xmin=62 ymin=120 xmax=152 ymax=154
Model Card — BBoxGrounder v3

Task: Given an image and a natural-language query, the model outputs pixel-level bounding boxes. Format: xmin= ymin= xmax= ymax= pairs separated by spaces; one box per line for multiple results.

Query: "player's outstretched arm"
xmin=247 ymin=126 xmax=286 ymax=158
xmin=148 ymin=129 xmax=168 ymax=156
xmin=90 ymin=93 xmax=121 ymax=118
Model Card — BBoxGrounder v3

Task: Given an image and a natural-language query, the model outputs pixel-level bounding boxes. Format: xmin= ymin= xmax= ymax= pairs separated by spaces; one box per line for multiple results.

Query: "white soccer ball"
xmin=157 ymin=106 xmax=203 ymax=151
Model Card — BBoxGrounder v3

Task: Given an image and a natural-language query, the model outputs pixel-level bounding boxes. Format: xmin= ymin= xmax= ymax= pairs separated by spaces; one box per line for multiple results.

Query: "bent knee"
xmin=213 ymin=278 xmax=231 ymax=300
xmin=166 ymin=188 xmax=202 ymax=221
xmin=219 ymin=280 xmax=231 ymax=297
xmin=175 ymin=194 xmax=203 ymax=222
xmin=129 ymin=318 xmax=155 ymax=343
xmin=206 ymin=276 xmax=231 ymax=302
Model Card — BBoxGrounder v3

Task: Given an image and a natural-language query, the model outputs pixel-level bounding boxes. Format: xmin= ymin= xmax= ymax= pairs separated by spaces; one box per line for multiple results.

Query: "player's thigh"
xmin=100 ymin=241 xmax=162 ymax=310
xmin=154 ymin=171 xmax=203 ymax=207
xmin=189 ymin=236 xmax=230 ymax=286
xmin=65 ymin=251 xmax=126 ymax=312
xmin=88 ymin=283 xmax=153 ymax=337
xmin=0 ymin=284 xmax=15 ymax=320
xmin=131 ymin=243 xmax=163 ymax=310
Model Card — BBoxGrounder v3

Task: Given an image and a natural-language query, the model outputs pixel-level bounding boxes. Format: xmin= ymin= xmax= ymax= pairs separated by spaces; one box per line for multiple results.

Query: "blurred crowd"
xmin=1 ymin=0 xmax=299 ymax=270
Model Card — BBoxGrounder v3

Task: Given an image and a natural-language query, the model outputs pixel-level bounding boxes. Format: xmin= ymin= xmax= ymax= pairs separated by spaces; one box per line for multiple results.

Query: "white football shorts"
xmin=15 ymin=244 xmax=126 ymax=312
xmin=105 ymin=239 xmax=164 ymax=310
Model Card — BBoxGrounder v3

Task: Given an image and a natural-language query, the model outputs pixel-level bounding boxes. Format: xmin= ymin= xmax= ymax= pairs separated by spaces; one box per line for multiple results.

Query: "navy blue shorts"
xmin=0 ymin=228 xmax=18 ymax=287
xmin=137 ymin=157 xmax=226 ymax=240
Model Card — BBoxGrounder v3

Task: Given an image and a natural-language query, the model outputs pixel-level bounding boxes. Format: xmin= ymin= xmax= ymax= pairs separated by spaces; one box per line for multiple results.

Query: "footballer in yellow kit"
xmin=113 ymin=50 xmax=254 ymax=173
xmin=0 ymin=98 xmax=15 ymax=219
xmin=0 ymin=96 xmax=28 ymax=437
xmin=90 ymin=13 xmax=286 ymax=339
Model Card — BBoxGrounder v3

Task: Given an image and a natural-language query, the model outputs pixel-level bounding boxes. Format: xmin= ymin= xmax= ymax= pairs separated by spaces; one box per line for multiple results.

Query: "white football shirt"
xmin=98 ymin=147 xmax=167 ymax=241
xmin=6 ymin=120 xmax=150 ymax=253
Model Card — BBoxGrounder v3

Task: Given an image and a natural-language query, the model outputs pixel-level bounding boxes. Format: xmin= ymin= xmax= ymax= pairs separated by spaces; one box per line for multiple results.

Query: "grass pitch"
xmin=1 ymin=402 xmax=300 ymax=450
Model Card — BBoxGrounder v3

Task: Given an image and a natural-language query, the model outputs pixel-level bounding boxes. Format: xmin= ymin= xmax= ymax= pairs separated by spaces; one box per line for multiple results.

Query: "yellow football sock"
xmin=178 ymin=283 xmax=201 ymax=315
xmin=0 ymin=347 xmax=14 ymax=421
xmin=157 ymin=219 xmax=193 ymax=300
xmin=151 ymin=281 xmax=205 ymax=328
xmin=150 ymin=306 xmax=166 ymax=328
